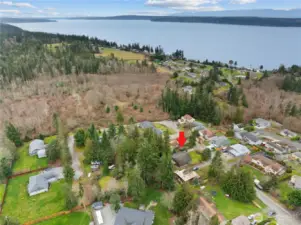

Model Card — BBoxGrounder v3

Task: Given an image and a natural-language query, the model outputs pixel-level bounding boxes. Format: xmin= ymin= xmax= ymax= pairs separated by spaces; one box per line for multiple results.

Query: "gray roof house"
xmin=172 ymin=152 xmax=191 ymax=167
xmin=209 ymin=136 xmax=230 ymax=148
xmin=29 ymin=139 xmax=46 ymax=156
xmin=114 ymin=207 xmax=154 ymax=225
xmin=92 ymin=202 xmax=116 ymax=225
xmin=241 ymin=132 xmax=262 ymax=145
xmin=27 ymin=167 xmax=64 ymax=196
xmin=255 ymin=118 xmax=271 ymax=129
xmin=228 ymin=144 xmax=250 ymax=157
xmin=265 ymin=142 xmax=287 ymax=154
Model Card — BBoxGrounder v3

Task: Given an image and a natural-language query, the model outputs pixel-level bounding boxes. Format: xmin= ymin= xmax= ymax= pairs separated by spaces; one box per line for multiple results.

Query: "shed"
xmin=29 ymin=139 xmax=45 ymax=156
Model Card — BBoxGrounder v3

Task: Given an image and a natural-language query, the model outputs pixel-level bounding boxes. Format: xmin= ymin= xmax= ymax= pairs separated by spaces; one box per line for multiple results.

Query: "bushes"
xmin=106 ymin=106 xmax=110 ymax=113
xmin=291 ymin=136 xmax=300 ymax=141
xmin=5 ymin=123 xmax=23 ymax=147
xmin=244 ymin=126 xmax=255 ymax=132
xmin=278 ymin=173 xmax=292 ymax=182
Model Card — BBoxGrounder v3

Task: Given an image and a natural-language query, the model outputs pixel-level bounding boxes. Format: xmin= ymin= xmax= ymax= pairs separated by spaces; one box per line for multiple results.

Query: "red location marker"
xmin=177 ymin=131 xmax=186 ymax=147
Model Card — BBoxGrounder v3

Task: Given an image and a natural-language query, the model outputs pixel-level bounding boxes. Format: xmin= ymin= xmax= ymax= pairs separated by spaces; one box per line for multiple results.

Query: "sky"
xmin=0 ymin=0 xmax=301 ymax=17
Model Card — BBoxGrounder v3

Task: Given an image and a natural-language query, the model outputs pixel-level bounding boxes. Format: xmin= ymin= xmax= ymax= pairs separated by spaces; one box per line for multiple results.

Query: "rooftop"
xmin=175 ymin=169 xmax=200 ymax=182
xmin=114 ymin=207 xmax=154 ymax=225
xmin=228 ymin=144 xmax=250 ymax=157
xmin=172 ymin=152 xmax=191 ymax=167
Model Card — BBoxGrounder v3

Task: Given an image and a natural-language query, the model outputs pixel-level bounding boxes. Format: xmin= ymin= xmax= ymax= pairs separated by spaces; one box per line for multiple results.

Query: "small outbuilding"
xmin=29 ymin=139 xmax=46 ymax=156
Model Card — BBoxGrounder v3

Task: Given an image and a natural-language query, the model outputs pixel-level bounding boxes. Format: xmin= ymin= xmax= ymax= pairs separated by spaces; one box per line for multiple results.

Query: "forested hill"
xmin=67 ymin=15 xmax=301 ymax=27
xmin=0 ymin=23 xmax=24 ymax=35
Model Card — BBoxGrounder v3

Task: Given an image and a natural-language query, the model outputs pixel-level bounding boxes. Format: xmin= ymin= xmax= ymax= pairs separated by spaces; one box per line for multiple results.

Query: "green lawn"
xmin=205 ymin=185 xmax=265 ymax=219
xmin=154 ymin=123 xmax=176 ymax=135
xmin=44 ymin=135 xmax=57 ymax=144
xmin=277 ymin=181 xmax=294 ymax=202
xmin=242 ymin=165 xmax=267 ymax=181
xmin=13 ymin=143 xmax=48 ymax=173
xmin=0 ymin=183 xmax=6 ymax=203
xmin=152 ymin=204 xmax=171 ymax=225
xmin=139 ymin=188 xmax=163 ymax=205
xmin=96 ymin=48 xmax=145 ymax=60
xmin=228 ymin=138 xmax=239 ymax=145
xmin=36 ymin=212 xmax=90 ymax=225
xmin=2 ymin=173 xmax=66 ymax=223
xmin=189 ymin=151 xmax=202 ymax=164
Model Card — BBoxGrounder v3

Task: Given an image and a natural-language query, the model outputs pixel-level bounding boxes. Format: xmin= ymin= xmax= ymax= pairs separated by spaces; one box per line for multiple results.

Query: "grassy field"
xmin=96 ymin=48 xmax=145 ymax=60
xmin=2 ymin=173 xmax=66 ymax=223
xmin=154 ymin=123 xmax=176 ymax=135
xmin=205 ymin=184 xmax=265 ymax=219
xmin=13 ymin=143 xmax=48 ymax=173
xmin=36 ymin=212 xmax=90 ymax=225
xmin=189 ymin=151 xmax=202 ymax=164
xmin=152 ymin=204 xmax=171 ymax=225
xmin=241 ymin=165 xmax=267 ymax=181
xmin=0 ymin=184 xmax=6 ymax=203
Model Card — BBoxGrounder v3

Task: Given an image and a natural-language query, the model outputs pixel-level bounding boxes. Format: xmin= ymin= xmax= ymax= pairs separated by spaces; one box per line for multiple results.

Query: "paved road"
xmin=256 ymin=189 xmax=301 ymax=225
xmin=68 ymin=135 xmax=83 ymax=180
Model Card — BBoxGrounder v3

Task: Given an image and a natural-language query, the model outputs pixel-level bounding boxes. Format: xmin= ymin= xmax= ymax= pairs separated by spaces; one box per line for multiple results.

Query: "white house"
xmin=178 ymin=114 xmax=195 ymax=125
xmin=241 ymin=132 xmax=262 ymax=145
xmin=228 ymin=144 xmax=250 ymax=157
xmin=254 ymin=118 xmax=271 ymax=129
xmin=29 ymin=139 xmax=46 ymax=157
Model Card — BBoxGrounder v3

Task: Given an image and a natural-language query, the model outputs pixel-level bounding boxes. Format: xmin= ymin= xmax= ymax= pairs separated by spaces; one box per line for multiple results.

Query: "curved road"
xmin=256 ymin=189 xmax=300 ymax=225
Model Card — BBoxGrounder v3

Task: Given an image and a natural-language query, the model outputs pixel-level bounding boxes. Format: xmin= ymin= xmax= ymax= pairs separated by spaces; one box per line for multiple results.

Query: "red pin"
xmin=177 ymin=131 xmax=186 ymax=147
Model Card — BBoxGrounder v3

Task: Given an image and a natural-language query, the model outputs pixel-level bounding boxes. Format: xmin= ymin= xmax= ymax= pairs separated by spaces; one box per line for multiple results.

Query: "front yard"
xmin=2 ymin=173 xmax=66 ymax=223
xmin=204 ymin=184 xmax=265 ymax=220
xmin=36 ymin=212 xmax=90 ymax=225
xmin=13 ymin=143 xmax=48 ymax=174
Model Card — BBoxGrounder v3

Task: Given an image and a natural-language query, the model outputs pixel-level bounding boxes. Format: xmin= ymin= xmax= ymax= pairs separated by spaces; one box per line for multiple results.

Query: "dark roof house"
xmin=172 ymin=152 xmax=191 ymax=167
xmin=114 ymin=207 xmax=154 ymax=225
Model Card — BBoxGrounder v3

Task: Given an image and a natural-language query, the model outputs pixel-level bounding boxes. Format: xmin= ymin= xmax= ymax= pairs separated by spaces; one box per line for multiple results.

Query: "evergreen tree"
xmin=201 ymin=149 xmax=211 ymax=161
xmin=209 ymin=215 xmax=219 ymax=225
xmin=288 ymin=190 xmax=301 ymax=207
xmin=118 ymin=124 xmax=126 ymax=136
xmin=5 ymin=123 xmax=22 ymax=147
xmin=159 ymin=153 xmax=175 ymax=191
xmin=87 ymin=123 xmax=98 ymax=140
xmin=127 ymin=168 xmax=146 ymax=201
xmin=233 ymin=107 xmax=244 ymax=124
xmin=290 ymin=104 xmax=298 ymax=117
xmin=108 ymin=123 xmax=116 ymax=139
xmin=109 ymin=193 xmax=121 ymax=212
xmin=101 ymin=131 xmax=114 ymax=163
xmin=116 ymin=111 xmax=124 ymax=124
xmin=0 ymin=158 xmax=12 ymax=181
xmin=74 ymin=129 xmax=86 ymax=147
xmin=242 ymin=94 xmax=248 ymax=108
xmin=172 ymin=185 xmax=193 ymax=215
xmin=208 ymin=151 xmax=224 ymax=183
xmin=46 ymin=139 xmax=60 ymax=162
xmin=63 ymin=165 xmax=75 ymax=184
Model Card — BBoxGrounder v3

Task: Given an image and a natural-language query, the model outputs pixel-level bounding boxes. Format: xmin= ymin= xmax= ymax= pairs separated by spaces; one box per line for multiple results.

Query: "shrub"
xmin=225 ymin=129 xmax=234 ymax=137
xmin=133 ymin=105 xmax=138 ymax=110
xmin=106 ymin=106 xmax=110 ymax=113
xmin=114 ymin=105 xmax=119 ymax=111
xmin=278 ymin=173 xmax=292 ymax=182
xmin=5 ymin=123 xmax=23 ymax=147
xmin=291 ymin=136 xmax=300 ymax=141
xmin=140 ymin=107 xmax=143 ymax=112
xmin=244 ymin=126 xmax=255 ymax=132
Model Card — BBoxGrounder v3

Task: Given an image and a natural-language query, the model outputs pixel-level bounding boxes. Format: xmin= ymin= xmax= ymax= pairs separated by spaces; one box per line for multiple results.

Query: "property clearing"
xmin=96 ymin=48 xmax=145 ymax=61
xmin=13 ymin=143 xmax=48 ymax=174
xmin=189 ymin=151 xmax=203 ymax=164
xmin=154 ymin=123 xmax=176 ymax=135
xmin=36 ymin=212 xmax=90 ymax=225
xmin=2 ymin=173 xmax=66 ymax=223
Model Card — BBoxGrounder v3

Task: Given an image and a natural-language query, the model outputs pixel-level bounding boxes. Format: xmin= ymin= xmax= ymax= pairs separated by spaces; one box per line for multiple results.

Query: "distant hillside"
xmin=173 ymin=9 xmax=301 ymax=18
xmin=0 ymin=17 xmax=56 ymax=23
xmin=0 ymin=23 xmax=23 ymax=35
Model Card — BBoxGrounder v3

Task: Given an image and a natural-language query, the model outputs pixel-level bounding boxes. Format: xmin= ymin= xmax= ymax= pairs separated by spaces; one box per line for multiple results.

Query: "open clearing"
xmin=204 ymin=184 xmax=265 ymax=220
xmin=96 ymin=48 xmax=145 ymax=61
xmin=2 ymin=173 xmax=66 ymax=223
xmin=189 ymin=151 xmax=203 ymax=164
xmin=36 ymin=212 xmax=90 ymax=225
xmin=13 ymin=143 xmax=48 ymax=173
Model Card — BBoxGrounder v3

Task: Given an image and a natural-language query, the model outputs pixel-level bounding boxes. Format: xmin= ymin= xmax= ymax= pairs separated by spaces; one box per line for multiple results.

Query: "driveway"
xmin=156 ymin=120 xmax=180 ymax=140
xmin=68 ymin=135 xmax=83 ymax=180
xmin=256 ymin=189 xmax=301 ymax=225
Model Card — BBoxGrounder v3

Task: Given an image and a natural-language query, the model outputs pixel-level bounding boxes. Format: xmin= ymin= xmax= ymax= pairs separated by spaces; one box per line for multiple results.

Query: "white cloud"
xmin=0 ymin=9 xmax=21 ymax=14
xmin=0 ymin=1 xmax=36 ymax=8
xmin=230 ymin=0 xmax=256 ymax=4
xmin=145 ymin=0 xmax=223 ymax=11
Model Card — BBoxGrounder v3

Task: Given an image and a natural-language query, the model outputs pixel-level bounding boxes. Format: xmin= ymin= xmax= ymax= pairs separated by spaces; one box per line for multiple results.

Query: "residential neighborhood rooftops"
xmin=255 ymin=118 xmax=271 ymax=129
xmin=114 ymin=207 xmax=154 ymax=225
xmin=172 ymin=152 xmax=191 ymax=167
xmin=231 ymin=215 xmax=250 ymax=225
xmin=228 ymin=144 xmax=250 ymax=157
xmin=252 ymin=154 xmax=284 ymax=173
xmin=210 ymin=136 xmax=230 ymax=147
xmin=265 ymin=142 xmax=286 ymax=153
xmin=241 ymin=132 xmax=261 ymax=143
xmin=201 ymin=129 xmax=214 ymax=139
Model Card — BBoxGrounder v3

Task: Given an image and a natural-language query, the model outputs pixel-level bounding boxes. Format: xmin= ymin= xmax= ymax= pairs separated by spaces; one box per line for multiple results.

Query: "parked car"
xmin=268 ymin=210 xmax=276 ymax=217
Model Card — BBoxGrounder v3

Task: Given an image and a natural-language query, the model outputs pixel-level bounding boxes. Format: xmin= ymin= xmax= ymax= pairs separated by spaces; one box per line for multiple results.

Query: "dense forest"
xmin=0 ymin=23 xmax=162 ymax=84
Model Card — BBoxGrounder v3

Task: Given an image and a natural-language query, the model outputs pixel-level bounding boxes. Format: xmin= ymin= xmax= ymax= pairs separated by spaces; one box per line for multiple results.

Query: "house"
xmin=251 ymin=154 xmax=285 ymax=175
xmin=228 ymin=144 xmax=250 ymax=157
xmin=114 ymin=207 xmax=154 ymax=225
xmin=280 ymin=129 xmax=297 ymax=138
xmin=186 ymin=72 xmax=197 ymax=79
xmin=254 ymin=118 xmax=271 ymax=129
xmin=172 ymin=152 xmax=191 ymax=167
xmin=231 ymin=215 xmax=250 ymax=225
xmin=264 ymin=142 xmax=287 ymax=154
xmin=200 ymin=129 xmax=215 ymax=140
xmin=28 ymin=167 xmax=64 ymax=196
xmin=175 ymin=169 xmax=200 ymax=183
xmin=37 ymin=149 xmax=47 ymax=158
xmin=183 ymin=86 xmax=193 ymax=94
xmin=92 ymin=202 xmax=116 ymax=225
xmin=29 ymin=139 xmax=46 ymax=156
xmin=192 ymin=121 xmax=205 ymax=132
xmin=178 ymin=114 xmax=195 ymax=125
xmin=209 ymin=136 xmax=230 ymax=148
xmin=241 ymin=132 xmax=262 ymax=145
xmin=292 ymin=152 xmax=301 ymax=162
xmin=290 ymin=175 xmax=301 ymax=189
xmin=138 ymin=121 xmax=162 ymax=136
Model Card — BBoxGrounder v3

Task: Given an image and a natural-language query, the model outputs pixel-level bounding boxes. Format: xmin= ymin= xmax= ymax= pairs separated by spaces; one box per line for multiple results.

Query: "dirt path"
xmin=68 ymin=135 xmax=83 ymax=180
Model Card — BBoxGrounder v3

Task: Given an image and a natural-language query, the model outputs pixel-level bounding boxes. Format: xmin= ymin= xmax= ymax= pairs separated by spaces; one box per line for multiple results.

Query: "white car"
xmin=248 ymin=215 xmax=254 ymax=220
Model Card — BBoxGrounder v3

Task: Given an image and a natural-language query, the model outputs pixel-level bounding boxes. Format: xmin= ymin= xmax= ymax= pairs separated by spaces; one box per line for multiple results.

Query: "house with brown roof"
xmin=200 ymin=129 xmax=215 ymax=140
xmin=174 ymin=169 xmax=200 ymax=183
xmin=251 ymin=154 xmax=285 ymax=175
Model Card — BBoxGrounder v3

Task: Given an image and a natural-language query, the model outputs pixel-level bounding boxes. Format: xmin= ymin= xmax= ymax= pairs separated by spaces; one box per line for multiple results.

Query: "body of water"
xmin=12 ymin=19 xmax=301 ymax=69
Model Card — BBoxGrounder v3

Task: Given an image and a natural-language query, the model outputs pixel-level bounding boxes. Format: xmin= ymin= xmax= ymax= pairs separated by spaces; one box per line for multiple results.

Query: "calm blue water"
xmin=12 ymin=19 xmax=301 ymax=69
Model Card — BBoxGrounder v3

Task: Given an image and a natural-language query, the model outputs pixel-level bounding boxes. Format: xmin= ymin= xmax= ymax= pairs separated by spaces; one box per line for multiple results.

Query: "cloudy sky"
xmin=0 ymin=0 xmax=300 ymax=17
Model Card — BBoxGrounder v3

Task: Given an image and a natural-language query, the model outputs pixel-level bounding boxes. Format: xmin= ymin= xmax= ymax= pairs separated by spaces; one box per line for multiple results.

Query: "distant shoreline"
xmin=2 ymin=16 xmax=301 ymax=27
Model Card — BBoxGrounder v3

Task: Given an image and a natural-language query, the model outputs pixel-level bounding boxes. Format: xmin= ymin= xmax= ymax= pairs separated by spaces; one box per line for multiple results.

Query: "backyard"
xmin=36 ymin=212 xmax=90 ymax=225
xmin=189 ymin=151 xmax=203 ymax=164
xmin=154 ymin=123 xmax=176 ymax=135
xmin=204 ymin=184 xmax=265 ymax=220
xmin=96 ymin=48 xmax=145 ymax=61
xmin=13 ymin=143 xmax=48 ymax=173
xmin=2 ymin=173 xmax=66 ymax=223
